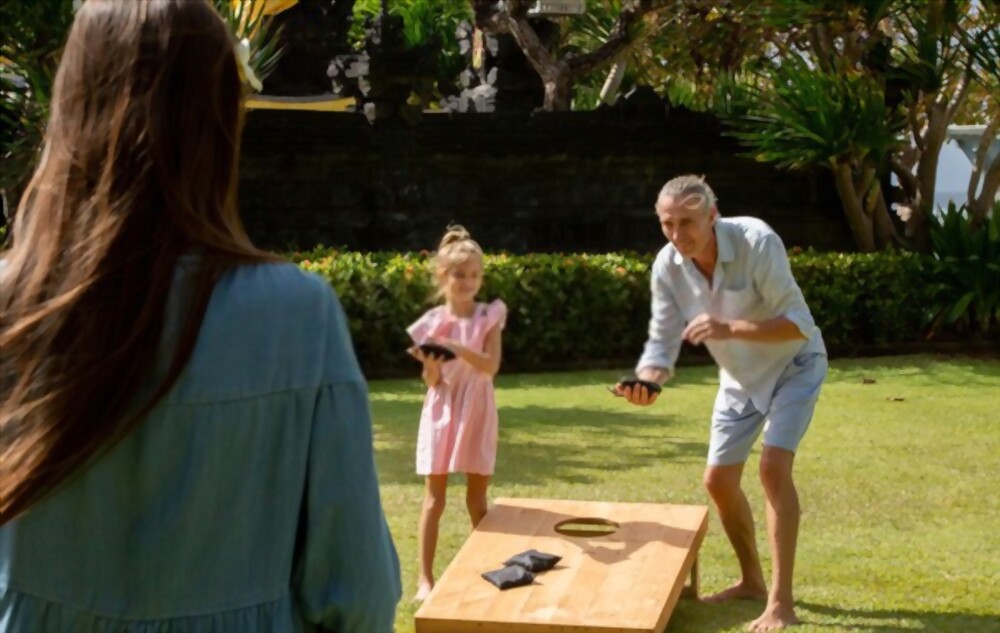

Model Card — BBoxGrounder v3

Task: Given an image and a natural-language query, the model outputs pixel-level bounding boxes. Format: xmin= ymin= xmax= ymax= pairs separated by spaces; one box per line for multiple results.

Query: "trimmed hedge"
xmin=294 ymin=248 xmax=941 ymax=376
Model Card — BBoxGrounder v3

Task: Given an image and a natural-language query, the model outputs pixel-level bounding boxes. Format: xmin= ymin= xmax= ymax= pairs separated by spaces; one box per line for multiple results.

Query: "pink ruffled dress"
xmin=407 ymin=299 xmax=507 ymax=476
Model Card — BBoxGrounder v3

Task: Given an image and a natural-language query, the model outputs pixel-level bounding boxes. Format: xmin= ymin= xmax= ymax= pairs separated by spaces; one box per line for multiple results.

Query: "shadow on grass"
xmin=371 ymin=398 xmax=707 ymax=487
xmin=797 ymin=601 xmax=999 ymax=633
xmin=663 ymin=599 xmax=999 ymax=633
xmin=666 ymin=597 xmax=765 ymax=633
xmin=497 ymin=367 xmax=721 ymax=390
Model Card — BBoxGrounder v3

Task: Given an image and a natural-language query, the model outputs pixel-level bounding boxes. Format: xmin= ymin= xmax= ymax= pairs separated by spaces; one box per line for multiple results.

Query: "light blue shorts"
xmin=708 ymin=352 xmax=827 ymax=466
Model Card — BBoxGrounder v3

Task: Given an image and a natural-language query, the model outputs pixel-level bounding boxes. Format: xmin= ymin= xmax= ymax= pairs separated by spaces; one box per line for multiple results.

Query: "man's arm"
xmin=683 ymin=314 xmax=806 ymax=344
xmin=636 ymin=259 xmax=685 ymax=380
xmin=683 ymin=232 xmax=815 ymax=346
xmin=751 ymin=232 xmax=816 ymax=339
xmin=728 ymin=317 xmax=805 ymax=341
xmin=625 ymin=259 xmax=685 ymax=405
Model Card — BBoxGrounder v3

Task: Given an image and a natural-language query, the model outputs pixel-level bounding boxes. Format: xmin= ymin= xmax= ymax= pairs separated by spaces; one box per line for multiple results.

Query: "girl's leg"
xmin=465 ymin=473 xmax=491 ymax=528
xmin=416 ymin=474 xmax=449 ymax=601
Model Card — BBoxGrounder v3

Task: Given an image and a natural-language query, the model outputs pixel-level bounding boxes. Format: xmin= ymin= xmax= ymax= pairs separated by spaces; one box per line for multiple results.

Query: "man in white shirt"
xmin=619 ymin=175 xmax=827 ymax=632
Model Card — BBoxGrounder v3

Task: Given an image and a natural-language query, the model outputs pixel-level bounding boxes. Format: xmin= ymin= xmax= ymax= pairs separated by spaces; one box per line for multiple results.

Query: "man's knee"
xmin=759 ymin=447 xmax=795 ymax=494
xmin=703 ymin=465 xmax=743 ymax=502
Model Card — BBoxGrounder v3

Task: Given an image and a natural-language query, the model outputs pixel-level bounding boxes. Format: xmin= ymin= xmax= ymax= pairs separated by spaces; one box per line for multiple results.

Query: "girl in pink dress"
xmin=406 ymin=225 xmax=506 ymax=601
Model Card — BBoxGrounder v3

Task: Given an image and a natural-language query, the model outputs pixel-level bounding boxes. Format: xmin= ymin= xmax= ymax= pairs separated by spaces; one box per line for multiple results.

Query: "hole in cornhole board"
xmin=553 ymin=517 xmax=620 ymax=537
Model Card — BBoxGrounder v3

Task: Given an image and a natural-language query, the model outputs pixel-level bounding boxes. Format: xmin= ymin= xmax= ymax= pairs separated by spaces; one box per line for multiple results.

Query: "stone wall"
xmin=238 ymin=105 xmax=853 ymax=253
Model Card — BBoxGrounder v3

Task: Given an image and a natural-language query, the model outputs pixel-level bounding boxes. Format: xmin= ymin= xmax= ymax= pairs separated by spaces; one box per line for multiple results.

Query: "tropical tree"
xmin=726 ymin=0 xmax=998 ymax=251
xmin=469 ymin=0 xmax=673 ymax=110
xmin=720 ymin=1 xmax=907 ymax=251
xmin=887 ymin=0 xmax=1000 ymax=249
xmin=566 ymin=1 xmax=781 ymax=110
xmin=963 ymin=17 xmax=1000 ymax=224
xmin=732 ymin=58 xmax=904 ymax=252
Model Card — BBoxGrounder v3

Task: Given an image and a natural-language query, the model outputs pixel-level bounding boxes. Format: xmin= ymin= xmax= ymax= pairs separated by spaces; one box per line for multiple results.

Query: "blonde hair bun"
xmin=438 ymin=224 xmax=472 ymax=251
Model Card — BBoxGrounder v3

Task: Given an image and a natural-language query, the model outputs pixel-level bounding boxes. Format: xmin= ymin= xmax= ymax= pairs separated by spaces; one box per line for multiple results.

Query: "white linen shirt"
xmin=637 ymin=216 xmax=827 ymax=413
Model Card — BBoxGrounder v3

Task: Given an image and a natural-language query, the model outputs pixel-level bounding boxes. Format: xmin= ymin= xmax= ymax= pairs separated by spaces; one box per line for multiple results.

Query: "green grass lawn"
xmin=369 ymin=355 xmax=1000 ymax=633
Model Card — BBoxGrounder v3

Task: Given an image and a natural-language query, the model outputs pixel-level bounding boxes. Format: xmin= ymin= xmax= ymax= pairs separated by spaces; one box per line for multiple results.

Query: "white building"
xmin=933 ymin=124 xmax=999 ymax=212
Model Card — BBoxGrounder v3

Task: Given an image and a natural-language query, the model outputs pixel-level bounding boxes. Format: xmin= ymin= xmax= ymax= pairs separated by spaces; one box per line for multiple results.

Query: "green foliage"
xmin=665 ymin=71 xmax=764 ymax=118
xmin=791 ymin=249 xmax=930 ymax=346
xmin=566 ymin=1 xmax=780 ymax=112
xmin=729 ymin=57 xmax=905 ymax=170
xmin=563 ymin=0 xmax=654 ymax=109
xmin=1 ymin=0 xmax=284 ymax=204
xmin=292 ymin=247 xmax=950 ymax=375
xmin=0 ymin=0 xmax=75 ymax=195
xmin=926 ymin=201 xmax=1000 ymax=334
xmin=297 ymin=250 xmax=652 ymax=373
xmin=350 ymin=0 xmax=471 ymax=93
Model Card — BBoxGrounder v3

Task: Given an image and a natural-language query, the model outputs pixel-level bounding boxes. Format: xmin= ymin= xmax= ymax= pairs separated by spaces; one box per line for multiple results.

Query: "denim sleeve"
xmin=752 ymin=234 xmax=816 ymax=338
xmin=636 ymin=260 xmax=684 ymax=377
xmin=294 ymin=291 xmax=401 ymax=633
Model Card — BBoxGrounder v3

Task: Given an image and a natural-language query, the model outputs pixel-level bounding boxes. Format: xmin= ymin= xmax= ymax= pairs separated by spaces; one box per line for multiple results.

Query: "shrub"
xmin=925 ymin=202 xmax=1000 ymax=335
xmin=296 ymin=247 xmax=944 ymax=376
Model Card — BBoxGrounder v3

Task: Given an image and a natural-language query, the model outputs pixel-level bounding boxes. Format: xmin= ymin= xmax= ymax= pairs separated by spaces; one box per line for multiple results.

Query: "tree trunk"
xmin=911 ymin=103 xmax=949 ymax=252
xmin=969 ymin=155 xmax=1000 ymax=226
xmin=473 ymin=0 xmax=660 ymax=112
xmin=832 ymin=163 xmax=876 ymax=252
xmin=871 ymin=184 xmax=898 ymax=249
xmin=542 ymin=70 xmax=573 ymax=111
xmin=968 ymin=117 xmax=1000 ymax=227
xmin=907 ymin=205 xmax=930 ymax=253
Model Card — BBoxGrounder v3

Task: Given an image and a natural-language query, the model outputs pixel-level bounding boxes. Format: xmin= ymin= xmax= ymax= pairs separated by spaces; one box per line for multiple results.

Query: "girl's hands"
xmin=427 ymin=336 xmax=466 ymax=358
xmin=408 ymin=346 xmax=446 ymax=368
xmin=408 ymin=346 xmax=446 ymax=387
xmin=411 ymin=333 xmax=501 ymax=377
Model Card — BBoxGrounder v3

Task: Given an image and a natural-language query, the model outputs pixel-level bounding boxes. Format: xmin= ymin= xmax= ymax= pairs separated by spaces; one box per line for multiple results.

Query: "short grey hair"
xmin=657 ymin=175 xmax=717 ymax=214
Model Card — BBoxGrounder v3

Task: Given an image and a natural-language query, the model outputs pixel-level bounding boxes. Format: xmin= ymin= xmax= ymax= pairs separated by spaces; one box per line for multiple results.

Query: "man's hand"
xmin=682 ymin=313 xmax=732 ymax=345
xmin=619 ymin=383 xmax=659 ymax=406
xmin=616 ymin=367 xmax=669 ymax=406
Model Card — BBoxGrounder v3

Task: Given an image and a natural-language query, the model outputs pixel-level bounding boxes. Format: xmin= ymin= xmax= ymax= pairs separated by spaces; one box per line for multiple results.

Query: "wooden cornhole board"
xmin=415 ymin=498 xmax=709 ymax=633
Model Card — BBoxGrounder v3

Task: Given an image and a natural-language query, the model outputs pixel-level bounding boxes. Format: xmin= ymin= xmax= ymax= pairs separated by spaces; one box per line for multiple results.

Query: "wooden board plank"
xmin=415 ymin=498 xmax=709 ymax=633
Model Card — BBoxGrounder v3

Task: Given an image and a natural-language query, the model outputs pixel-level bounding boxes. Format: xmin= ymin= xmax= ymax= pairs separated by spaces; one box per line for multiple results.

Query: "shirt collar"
xmin=716 ymin=220 xmax=736 ymax=264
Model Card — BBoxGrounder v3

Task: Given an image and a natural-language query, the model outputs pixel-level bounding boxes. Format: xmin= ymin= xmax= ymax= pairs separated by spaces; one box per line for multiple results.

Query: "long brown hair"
xmin=0 ymin=0 xmax=278 ymax=523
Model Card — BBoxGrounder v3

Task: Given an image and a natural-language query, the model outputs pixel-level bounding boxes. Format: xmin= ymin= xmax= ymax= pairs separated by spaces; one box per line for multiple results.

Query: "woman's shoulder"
xmin=169 ymin=262 xmax=358 ymax=401
xmin=217 ymin=262 xmax=334 ymax=318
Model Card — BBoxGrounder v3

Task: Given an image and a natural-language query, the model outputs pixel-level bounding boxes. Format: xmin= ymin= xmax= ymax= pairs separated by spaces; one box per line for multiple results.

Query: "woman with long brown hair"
xmin=0 ymin=1 xmax=400 ymax=631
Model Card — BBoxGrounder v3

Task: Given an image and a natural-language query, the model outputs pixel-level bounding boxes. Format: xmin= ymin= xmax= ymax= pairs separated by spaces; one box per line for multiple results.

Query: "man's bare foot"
xmin=747 ymin=602 xmax=800 ymax=631
xmin=412 ymin=580 xmax=434 ymax=603
xmin=702 ymin=580 xmax=768 ymax=603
